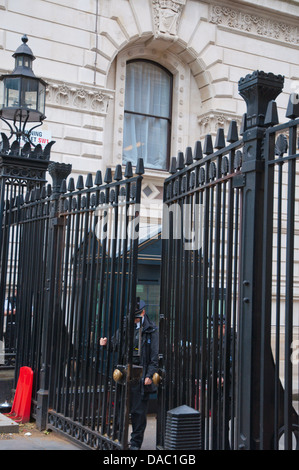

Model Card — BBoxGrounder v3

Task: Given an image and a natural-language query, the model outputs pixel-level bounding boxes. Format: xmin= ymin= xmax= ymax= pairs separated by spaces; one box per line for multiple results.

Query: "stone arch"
xmin=109 ymin=41 xmax=209 ymax=168
xmin=102 ymin=34 xmax=213 ymax=107
xmin=95 ymin=1 xmax=215 ymax=104
xmin=98 ymin=0 xmax=233 ymax=166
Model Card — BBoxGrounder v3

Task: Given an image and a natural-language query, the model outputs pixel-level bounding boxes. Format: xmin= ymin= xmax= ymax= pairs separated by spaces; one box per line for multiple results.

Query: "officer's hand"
xmin=100 ymin=337 xmax=108 ymax=346
xmin=144 ymin=377 xmax=152 ymax=385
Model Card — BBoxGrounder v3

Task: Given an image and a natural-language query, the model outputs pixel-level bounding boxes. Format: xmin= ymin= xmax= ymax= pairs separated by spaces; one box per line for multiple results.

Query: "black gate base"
xmin=47 ymin=411 xmax=123 ymax=451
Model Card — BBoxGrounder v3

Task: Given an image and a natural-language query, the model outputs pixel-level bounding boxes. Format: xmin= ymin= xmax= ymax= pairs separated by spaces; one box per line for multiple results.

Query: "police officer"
xmin=129 ymin=300 xmax=158 ymax=450
xmin=100 ymin=300 xmax=159 ymax=450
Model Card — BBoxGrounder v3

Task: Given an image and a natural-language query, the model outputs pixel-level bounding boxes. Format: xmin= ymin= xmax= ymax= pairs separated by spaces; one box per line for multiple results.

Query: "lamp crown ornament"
xmin=13 ymin=35 xmax=36 ymax=76
xmin=0 ymin=34 xmax=48 ymax=147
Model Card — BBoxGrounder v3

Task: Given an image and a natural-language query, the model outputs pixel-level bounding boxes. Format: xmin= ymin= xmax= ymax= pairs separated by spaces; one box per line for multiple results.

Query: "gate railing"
xmin=158 ymin=120 xmax=243 ymax=450
xmin=44 ymin=161 xmax=143 ymax=449
xmin=260 ymin=112 xmax=299 ymax=449
xmin=0 ymin=142 xmax=144 ymax=449
xmin=0 ymin=139 xmax=51 ymax=369
xmin=158 ymin=71 xmax=299 ymax=450
xmin=1 ymin=70 xmax=299 ymax=451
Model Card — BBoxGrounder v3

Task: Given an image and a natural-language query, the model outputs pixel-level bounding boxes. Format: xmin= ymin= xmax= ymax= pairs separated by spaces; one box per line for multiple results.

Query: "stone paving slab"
xmin=0 ymin=419 xmax=81 ymax=450
xmin=0 ymin=415 xmax=157 ymax=450
xmin=0 ymin=413 xmax=19 ymax=434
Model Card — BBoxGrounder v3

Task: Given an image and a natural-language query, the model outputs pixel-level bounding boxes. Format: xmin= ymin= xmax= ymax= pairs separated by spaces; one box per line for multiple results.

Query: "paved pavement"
xmin=0 ymin=412 xmax=157 ymax=450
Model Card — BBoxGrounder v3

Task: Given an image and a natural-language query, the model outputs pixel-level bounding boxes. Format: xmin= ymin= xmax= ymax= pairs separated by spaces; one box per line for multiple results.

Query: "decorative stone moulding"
xmin=46 ymin=82 xmax=114 ymax=116
xmin=210 ymin=3 xmax=299 ymax=45
xmin=197 ymin=112 xmax=243 ymax=140
xmin=152 ymin=0 xmax=187 ymax=38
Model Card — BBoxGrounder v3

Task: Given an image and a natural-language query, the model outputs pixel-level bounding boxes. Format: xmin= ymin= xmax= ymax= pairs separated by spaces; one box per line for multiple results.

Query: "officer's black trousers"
xmin=129 ymin=382 xmax=149 ymax=449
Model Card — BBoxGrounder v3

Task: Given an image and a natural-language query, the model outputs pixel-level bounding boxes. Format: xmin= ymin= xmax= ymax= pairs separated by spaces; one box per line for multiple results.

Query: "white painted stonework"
xmin=0 ymin=0 xmax=299 ymax=327
xmin=0 ymin=0 xmax=298 ymax=178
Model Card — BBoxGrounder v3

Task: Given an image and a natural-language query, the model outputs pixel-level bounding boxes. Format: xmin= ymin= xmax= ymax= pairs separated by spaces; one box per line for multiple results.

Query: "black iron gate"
xmin=0 ymin=139 xmax=51 ymax=372
xmin=0 ymin=144 xmax=144 ymax=449
xmin=1 ymin=70 xmax=299 ymax=451
xmin=157 ymin=119 xmax=243 ymax=450
xmin=157 ymin=71 xmax=299 ymax=450
xmin=45 ymin=161 xmax=143 ymax=449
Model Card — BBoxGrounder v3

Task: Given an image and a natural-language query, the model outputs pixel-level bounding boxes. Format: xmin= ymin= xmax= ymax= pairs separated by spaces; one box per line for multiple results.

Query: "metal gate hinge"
xmin=51 ymin=217 xmax=64 ymax=226
xmin=232 ymin=174 xmax=246 ymax=188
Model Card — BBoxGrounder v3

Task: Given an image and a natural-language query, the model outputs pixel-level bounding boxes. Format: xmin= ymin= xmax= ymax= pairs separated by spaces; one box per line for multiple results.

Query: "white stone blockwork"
xmin=0 ymin=0 xmax=298 ymax=182
xmin=0 ymin=0 xmax=298 ymax=338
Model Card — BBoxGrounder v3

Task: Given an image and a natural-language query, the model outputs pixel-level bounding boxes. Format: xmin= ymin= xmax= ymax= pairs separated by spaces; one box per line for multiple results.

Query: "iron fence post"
xmin=237 ymin=72 xmax=284 ymax=449
xmin=0 ymin=139 xmax=52 ymax=369
xmin=36 ymin=161 xmax=72 ymax=430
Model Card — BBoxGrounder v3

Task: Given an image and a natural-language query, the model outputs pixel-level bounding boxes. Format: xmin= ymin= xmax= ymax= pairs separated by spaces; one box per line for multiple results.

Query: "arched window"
xmin=123 ymin=60 xmax=172 ymax=171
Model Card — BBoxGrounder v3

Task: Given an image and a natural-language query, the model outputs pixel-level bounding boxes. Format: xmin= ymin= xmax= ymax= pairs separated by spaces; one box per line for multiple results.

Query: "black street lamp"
xmin=0 ymin=35 xmax=47 ymax=146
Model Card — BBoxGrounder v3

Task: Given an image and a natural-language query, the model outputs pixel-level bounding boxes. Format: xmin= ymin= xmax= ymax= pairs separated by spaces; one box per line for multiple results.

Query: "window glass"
xmin=123 ymin=114 xmax=168 ymax=170
xmin=123 ymin=60 xmax=172 ymax=171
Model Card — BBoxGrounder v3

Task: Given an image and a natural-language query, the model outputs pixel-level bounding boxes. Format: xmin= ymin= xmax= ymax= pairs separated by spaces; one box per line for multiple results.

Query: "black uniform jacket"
xmin=138 ymin=314 xmax=159 ymax=394
xmin=103 ymin=313 xmax=159 ymax=394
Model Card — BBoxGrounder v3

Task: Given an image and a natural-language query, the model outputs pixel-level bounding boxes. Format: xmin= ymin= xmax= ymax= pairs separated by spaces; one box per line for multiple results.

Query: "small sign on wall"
xmin=21 ymin=129 xmax=52 ymax=148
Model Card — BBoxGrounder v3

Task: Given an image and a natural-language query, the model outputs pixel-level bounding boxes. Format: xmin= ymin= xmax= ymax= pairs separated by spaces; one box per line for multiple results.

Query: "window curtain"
xmin=123 ymin=61 xmax=171 ymax=170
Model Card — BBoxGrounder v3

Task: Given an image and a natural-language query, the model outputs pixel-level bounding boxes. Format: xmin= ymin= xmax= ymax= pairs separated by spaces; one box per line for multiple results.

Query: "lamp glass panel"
xmin=5 ymin=77 xmax=20 ymax=108
xmin=22 ymin=78 xmax=38 ymax=110
xmin=0 ymin=80 xmax=4 ymax=108
xmin=38 ymin=82 xmax=46 ymax=114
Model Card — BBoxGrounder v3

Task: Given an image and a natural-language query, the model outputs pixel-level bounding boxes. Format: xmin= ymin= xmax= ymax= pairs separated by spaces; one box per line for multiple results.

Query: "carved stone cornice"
xmin=198 ymin=111 xmax=242 ymax=139
xmin=45 ymin=82 xmax=114 ymax=116
xmin=152 ymin=0 xmax=187 ymax=39
xmin=210 ymin=3 xmax=299 ymax=45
